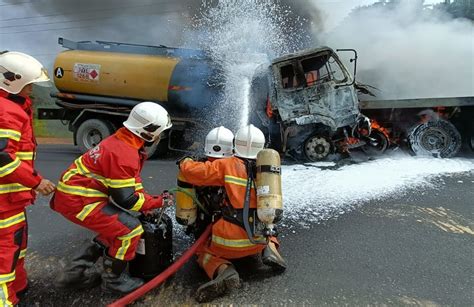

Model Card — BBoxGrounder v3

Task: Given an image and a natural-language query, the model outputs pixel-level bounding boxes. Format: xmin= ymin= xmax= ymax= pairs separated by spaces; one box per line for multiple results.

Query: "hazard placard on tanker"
xmin=73 ymin=63 xmax=101 ymax=83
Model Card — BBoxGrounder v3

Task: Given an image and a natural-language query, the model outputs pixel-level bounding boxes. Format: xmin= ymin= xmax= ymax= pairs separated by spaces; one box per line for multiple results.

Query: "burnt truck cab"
xmin=250 ymin=47 xmax=368 ymax=161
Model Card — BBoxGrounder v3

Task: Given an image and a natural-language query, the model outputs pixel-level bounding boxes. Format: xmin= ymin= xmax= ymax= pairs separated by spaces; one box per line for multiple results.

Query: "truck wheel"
xmin=304 ymin=135 xmax=332 ymax=161
xmin=408 ymin=119 xmax=461 ymax=158
xmin=76 ymin=119 xmax=115 ymax=153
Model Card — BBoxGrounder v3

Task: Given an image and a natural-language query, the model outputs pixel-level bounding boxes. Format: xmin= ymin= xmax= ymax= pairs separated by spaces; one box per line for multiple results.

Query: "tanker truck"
xmin=39 ymin=38 xmax=474 ymax=160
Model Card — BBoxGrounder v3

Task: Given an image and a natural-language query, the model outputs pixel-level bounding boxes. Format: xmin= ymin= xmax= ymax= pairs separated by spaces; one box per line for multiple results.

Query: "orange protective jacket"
xmin=0 ymin=90 xmax=42 ymax=213
xmin=52 ymin=128 xmax=164 ymax=215
xmin=180 ymin=156 xmax=265 ymax=257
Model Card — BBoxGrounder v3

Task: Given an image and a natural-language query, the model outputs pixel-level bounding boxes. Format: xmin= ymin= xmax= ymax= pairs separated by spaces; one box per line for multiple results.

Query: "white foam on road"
xmin=282 ymin=153 xmax=474 ymax=226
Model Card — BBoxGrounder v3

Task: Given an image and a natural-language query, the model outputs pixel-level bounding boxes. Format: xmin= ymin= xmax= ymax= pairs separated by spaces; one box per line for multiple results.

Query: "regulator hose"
xmin=168 ymin=187 xmax=210 ymax=216
xmin=107 ymin=224 xmax=212 ymax=307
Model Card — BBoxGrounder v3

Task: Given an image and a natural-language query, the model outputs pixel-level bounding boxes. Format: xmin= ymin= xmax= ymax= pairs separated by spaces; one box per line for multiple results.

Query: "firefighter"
xmin=50 ymin=101 xmax=174 ymax=294
xmin=182 ymin=126 xmax=235 ymax=237
xmin=179 ymin=124 xmax=286 ymax=303
xmin=0 ymin=51 xmax=56 ymax=306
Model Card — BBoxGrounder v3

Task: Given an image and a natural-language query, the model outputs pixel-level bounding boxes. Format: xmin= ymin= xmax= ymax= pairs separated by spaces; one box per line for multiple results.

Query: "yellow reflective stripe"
xmin=0 ymin=183 xmax=30 ymax=195
xmin=135 ymin=183 xmax=143 ymax=191
xmin=0 ymin=212 xmax=25 ymax=229
xmin=75 ymin=201 xmax=102 ymax=221
xmin=16 ymin=151 xmax=34 ymax=161
xmin=225 ymin=175 xmax=248 ymax=187
xmin=211 ymin=234 xmax=257 ymax=248
xmin=115 ymin=225 xmax=144 ymax=260
xmin=0 ymin=157 xmax=20 ymax=177
xmin=129 ymin=193 xmax=145 ymax=212
xmin=75 ymin=157 xmax=107 ymax=186
xmin=0 ymin=129 xmax=21 ymax=142
xmin=19 ymin=248 xmax=27 ymax=259
xmin=0 ymin=271 xmax=15 ymax=283
xmin=106 ymin=178 xmax=136 ymax=189
xmin=0 ymin=282 xmax=13 ymax=306
xmin=63 ymin=157 xmax=136 ymax=189
xmin=62 ymin=168 xmax=79 ymax=183
xmin=57 ymin=182 xmax=107 ymax=198
xmin=202 ymin=253 xmax=212 ymax=266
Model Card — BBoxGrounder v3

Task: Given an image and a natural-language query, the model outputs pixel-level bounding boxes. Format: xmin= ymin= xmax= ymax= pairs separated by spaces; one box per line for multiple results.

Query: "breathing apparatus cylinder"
xmin=175 ymin=171 xmax=197 ymax=225
xmin=256 ymin=149 xmax=283 ymax=234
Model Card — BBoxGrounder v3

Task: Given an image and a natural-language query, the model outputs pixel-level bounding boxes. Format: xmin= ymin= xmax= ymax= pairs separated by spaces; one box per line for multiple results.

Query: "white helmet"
xmin=123 ymin=102 xmax=172 ymax=142
xmin=0 ymin=51 xmax=51 ymax=94
xmin=234 ymin=124 xmax=265 ymax=159
xmin=205 ymin=126 xmax=234 ymax=158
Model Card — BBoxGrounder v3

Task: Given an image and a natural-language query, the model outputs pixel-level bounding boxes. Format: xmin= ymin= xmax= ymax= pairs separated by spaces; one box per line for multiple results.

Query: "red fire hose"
xmin=108 ymin=224 xmax=212 ymax=307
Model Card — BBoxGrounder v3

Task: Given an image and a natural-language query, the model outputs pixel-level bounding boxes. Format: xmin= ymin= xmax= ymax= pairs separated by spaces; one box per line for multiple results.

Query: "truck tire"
xmin=76 ymin=119 xmax=115 ymax=153
xmin=304 ymin=135 xmax=332 ymax=161
xmin=408 ymin=119 xmax=461 ymax=158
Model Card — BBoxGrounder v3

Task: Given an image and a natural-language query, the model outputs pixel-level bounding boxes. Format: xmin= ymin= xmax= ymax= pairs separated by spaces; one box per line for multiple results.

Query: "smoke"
xmin=189 ymin=0 xmax=313 ymax=130
xmin=309 ymin=0 xmax=474 ymax=99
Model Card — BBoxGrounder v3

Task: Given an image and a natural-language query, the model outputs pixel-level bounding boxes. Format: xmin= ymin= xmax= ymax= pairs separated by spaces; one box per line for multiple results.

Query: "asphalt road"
xmin=21 ymin=145 xmax=474 ymax=306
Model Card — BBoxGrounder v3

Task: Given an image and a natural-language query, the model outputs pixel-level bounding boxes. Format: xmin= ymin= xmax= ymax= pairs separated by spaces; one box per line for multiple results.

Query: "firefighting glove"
xmin=176 ymin=155 xmax=194 ymax=167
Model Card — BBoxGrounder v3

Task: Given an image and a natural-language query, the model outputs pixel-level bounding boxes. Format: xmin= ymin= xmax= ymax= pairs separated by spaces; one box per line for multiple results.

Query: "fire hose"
xmin=107 ymin=223 xmax=211 ymax=307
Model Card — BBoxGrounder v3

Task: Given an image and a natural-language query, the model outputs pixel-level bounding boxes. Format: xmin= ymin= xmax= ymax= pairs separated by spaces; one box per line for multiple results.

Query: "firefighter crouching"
xmin=179 ymin=124 xmax=287 ymax=303
xmin=0 ymin=52 xmax=56 ymax=306
xmin=176 ymin=126 xmax=235 ymax=237
xmin=50 ymin=102 xmax=174 ymax=294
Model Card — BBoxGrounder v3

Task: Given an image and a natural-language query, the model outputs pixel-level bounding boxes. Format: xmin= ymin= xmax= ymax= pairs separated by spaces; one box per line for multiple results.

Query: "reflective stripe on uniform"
xmin=211 ymin=234 xmax=257 ymax=248
xmin=224 ymin=175 xmax=249 ymax=187
xmin=0 ymin=212 xmax=25 ymax=229
xmin=135 ymin=183 xmax=143 ymax=191
xmin=0 ymin=183 xmax=30 ymax=195
xmin=0 ymin=158 xmax=20 ymax=178
xmin=0 ymin=282 xmax=13 ymax=306
xmin=0 ymin=129 xmax=21 ymax=142
xmin=129 ymin=193 xmax=145 ymax=211
xmin=75 ymin=201 xmax=102 ymax=221
xmin=202 ymin=253 xmax=212 ymax=266
xmin=115 ymin=225 xmax=144 ymax=260
xmin=16 ymin=152 xmax=34 ymax=161
xmin=0 ymin=271 xmax=15 ymax=284
xmin=19 ymin=248 xmax=27 ymax=259
xmin=57 ymin=182 xmax=107 ymax=198
xmin=63 ymin=157 xmax=136 ymax=188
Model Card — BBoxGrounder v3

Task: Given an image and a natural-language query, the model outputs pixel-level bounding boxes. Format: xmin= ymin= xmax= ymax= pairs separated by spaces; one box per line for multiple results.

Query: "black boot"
xmin=101 ymin=255 xmax=144 ymax=294
xmin=195 ymin=265 xmax=240 ymax=303
xmin=55 ymin=240 xmax=103 ymax=290
xmin=262 ymin=242 xmax=287 ymax=272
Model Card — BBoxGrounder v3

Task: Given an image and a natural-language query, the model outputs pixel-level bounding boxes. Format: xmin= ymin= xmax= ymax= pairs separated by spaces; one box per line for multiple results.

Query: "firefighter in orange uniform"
xmin=179 ymin=124 xmax=286 ymax=302
xmin=50 ymin=102 xmax=173 ymax=294
xmin=0 ymin=51 xmax=56 ymax=306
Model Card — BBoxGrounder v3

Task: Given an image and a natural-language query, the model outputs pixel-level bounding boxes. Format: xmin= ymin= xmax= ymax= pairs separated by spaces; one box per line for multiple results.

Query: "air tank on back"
xmin=53 ymin=38 xmax=221 ymax=117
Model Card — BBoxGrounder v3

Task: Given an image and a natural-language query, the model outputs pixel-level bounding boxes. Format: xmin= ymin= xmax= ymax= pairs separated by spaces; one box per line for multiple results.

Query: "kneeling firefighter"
xmin=179 ymin=124 xmax=286 ymax=303
xmin=50 ymin=102 xmax=174 ymax=294
xmin=175 ymin=126 xmax=234 ymax=238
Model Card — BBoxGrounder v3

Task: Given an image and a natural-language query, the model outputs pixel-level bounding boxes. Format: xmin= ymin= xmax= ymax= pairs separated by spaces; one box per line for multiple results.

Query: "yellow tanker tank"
xmin=256 ymin=149 xmax=283 ymax=228
xmin=54 ymin=50 xmax=179 ymax=102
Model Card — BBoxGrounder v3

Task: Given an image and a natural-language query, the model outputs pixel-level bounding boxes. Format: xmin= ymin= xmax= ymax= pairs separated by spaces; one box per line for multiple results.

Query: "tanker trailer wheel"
xmin=76 ymin=119 xmax=115 ymax=153
xmin=408 ymin=119 xmax=461 ymax=158
xmin=304 ymin=135 xmax=332 ymax=161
